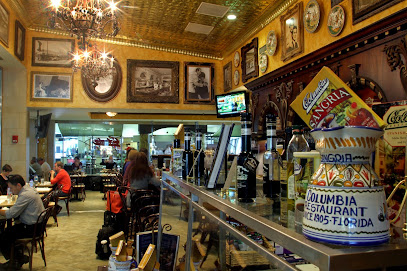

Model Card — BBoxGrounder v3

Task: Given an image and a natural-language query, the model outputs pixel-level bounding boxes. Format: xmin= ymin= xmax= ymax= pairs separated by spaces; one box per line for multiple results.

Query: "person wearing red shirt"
xmin=50 ymin=161 xmax=71 ymax=197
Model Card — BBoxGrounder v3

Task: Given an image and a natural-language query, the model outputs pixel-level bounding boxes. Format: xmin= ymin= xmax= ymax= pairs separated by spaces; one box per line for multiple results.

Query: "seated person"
xmin=101 ymin=155 xmax=117 ymax=170
xmin=0 ymin=164 xmax=12 ymax=195
xmin=0 ymin=175 xmax=45 ymax=268
xmin=72 ymin=156 xmax=82 ymax=171
xmin=50 ymin=161 xmax=72 ymax=198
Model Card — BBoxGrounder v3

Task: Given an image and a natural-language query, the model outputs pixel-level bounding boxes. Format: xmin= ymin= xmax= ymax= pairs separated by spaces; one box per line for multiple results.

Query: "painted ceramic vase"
xmin=302 ymin=126 xmax=390 ymax=246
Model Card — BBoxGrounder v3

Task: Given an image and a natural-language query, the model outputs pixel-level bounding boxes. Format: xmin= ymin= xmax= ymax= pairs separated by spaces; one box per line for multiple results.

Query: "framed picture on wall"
xmin=32 ymin=37 xmax=75 ymax=67
xmin=184 ymin=62 xmax=215 ymax=104
xmin=280 ymin=2 xmax=303 ymax=62
xmin=352 ymin=0 xmax=403 ymax=25
xmin=14 ymin=20 xmax=25 ymax=61
xmin=30 ymin=72 xmax=73 ymax=102
xmin=127 ymin=59 xmax=179 ymax=103
xmin=81 ymin=57 xmax=122 ymax=102
xmin=0 ymin=1 xmax=9 ymax=47
xmin=223 ymin=61 xmax=232 ymax=92
xmin=241 ymin=37 xmax=259 ymax=83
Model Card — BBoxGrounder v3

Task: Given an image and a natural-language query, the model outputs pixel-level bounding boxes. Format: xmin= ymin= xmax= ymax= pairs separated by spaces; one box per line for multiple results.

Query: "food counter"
xmin=159 ymin=172 xmax=407 ymax=271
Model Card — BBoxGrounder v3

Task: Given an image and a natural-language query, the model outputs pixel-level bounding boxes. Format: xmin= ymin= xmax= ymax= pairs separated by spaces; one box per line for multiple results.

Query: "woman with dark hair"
xmin=0 ymin=164 xmax=12 ymax=195
xmin=72 ymin=156 xmax=82 ymax=171
xmin=126 ymin=152 xmax=160 ymax=206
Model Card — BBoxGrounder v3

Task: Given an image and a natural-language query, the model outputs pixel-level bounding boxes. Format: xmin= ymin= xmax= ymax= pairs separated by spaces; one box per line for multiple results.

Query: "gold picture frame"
xmin=280 ymin=2 xmax=304 ymax=62
xmin=31 ymin=72 xmax=73 ymax=102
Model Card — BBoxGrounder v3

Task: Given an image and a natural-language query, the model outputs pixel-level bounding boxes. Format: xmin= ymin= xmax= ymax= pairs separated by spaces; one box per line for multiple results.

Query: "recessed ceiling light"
xmin=106 ymin=112 xmax=117 ymax=117
xmin=227 ymin=14 xmax=236 ymax=20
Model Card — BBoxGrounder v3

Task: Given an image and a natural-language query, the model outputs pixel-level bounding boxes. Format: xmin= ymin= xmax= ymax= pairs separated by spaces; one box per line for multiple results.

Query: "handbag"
xmin=106 ymin=188 xmax=127 ymax=214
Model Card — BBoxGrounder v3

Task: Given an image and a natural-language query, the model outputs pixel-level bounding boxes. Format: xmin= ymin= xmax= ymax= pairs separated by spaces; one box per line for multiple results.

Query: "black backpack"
xmin=95 ymin=225 xmax=115 ymax=260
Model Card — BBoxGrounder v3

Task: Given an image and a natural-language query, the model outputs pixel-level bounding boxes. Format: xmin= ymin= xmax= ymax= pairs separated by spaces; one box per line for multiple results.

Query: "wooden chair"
xmin=10 ymin=207 xmax=53 ymax=271
xmin=56 ymin=185 xmax=73 ymax=216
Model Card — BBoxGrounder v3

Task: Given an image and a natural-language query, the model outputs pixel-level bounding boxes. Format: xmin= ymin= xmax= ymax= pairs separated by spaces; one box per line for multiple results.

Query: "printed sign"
xmin=383 ymin=105 xmax=407 ymax=147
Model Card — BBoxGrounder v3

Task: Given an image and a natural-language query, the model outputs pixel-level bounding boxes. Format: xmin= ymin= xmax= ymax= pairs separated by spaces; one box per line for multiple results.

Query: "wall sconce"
xmin=106 ymin=112 xmax=117 ymax=117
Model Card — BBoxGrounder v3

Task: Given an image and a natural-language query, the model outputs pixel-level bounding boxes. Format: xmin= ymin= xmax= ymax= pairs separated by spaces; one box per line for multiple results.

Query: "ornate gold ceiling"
xmin=9 ymin=0 xmax=294 ymax=59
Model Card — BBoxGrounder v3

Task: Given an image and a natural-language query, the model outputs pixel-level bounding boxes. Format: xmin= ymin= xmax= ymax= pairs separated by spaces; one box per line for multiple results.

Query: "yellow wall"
xmin=25 ymin=30 xmax=220 ymax=112
xmin=223 ymin=0 xmax=407 ymax=88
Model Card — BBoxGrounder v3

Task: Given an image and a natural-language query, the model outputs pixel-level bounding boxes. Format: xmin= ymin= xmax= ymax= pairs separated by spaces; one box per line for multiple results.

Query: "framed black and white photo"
xmin=31 ymin=72 xmax=73 ymax=102
xmin=241 ymin=38 xmax=259 ymax=83
xmin=14 ymin=20 xmax=25 ymax=61
xmin=32 ymin=37 xmax=75 ymax=67
xmin=223 ymin=61 xmax=232 ymax=92
xmin=184 ymin=62 xmax=215 ymax=104
xmin=82 ymin=58 xmax=122 ymax=102
xmin=0 ymin=1 xmax=9 ymax=47
xmin=127 ymin=59 xmax=179 ymax=103
xmin=281 ymin=2 xmax=304 ymax=62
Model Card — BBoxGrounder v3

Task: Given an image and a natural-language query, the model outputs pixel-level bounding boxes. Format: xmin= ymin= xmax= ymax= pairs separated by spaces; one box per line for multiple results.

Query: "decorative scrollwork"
xmin=251 ymin=92 xmax=259 ymax=131
xmin=384 ymin=36 xmax=407 ymax=94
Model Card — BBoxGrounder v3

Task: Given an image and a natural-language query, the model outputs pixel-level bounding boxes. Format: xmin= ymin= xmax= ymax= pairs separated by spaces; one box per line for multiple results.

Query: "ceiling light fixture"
xmin=227 ymin=14 xmax=237 ymax=20
xmin=73 ymin=43 xmax=116 ymax=86
xmin=48 ymin=0 xmax=120 ymax=49
xmin=106 ymin=112 xmax=117 ymax=117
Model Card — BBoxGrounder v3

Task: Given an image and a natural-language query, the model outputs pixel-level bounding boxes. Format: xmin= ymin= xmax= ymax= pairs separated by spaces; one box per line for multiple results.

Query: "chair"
xmin=42 ymin=192 xmax=58 ymax=229
xmin=72 ymin=178 xmax=86 ymax=201
xmin=10 ymin=207 xmax=53 ymax=271
xmin=134 ymin=204 xmax=160 ymax=234
xmin=56 ymin=185 xmax=73 ymax=216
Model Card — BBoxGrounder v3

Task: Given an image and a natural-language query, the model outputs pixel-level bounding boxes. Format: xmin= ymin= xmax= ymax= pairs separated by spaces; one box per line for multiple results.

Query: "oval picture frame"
xmin=266 ymin=30 xmax=277 ymax=56
xmin=304 ymin=0 xmax=320 ymax=33
xmin=234 ymin=51 xmax=240 ymax=68
xmin=234 ymin=70 xmax=240 ymax=86
xmin=81 ymin=59 xmax=122 ymax=102
xmin=327 ymin=5 xmax=345 ymax=37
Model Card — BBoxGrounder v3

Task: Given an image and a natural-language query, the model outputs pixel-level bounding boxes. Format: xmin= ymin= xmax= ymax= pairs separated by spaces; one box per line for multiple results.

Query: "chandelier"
xmin=73 ymin=44 xmax=116 ymax=86
xmin=48 ymin=0 xmax=120 ymax=49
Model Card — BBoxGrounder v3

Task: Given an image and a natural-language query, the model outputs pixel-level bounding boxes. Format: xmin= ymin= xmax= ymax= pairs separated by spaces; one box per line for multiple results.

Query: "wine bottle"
xmin=263 ymin=114 xmax=280 ymax=206
xmin=286 ymin=125 xmax=310 ymax=228
xmin=237 ymin=113 xmax=258 ymax=202
xmin=194 ymin=129 xmax=205 ymax=186
xmin=182 ymin=129 xmax=193 ymax=181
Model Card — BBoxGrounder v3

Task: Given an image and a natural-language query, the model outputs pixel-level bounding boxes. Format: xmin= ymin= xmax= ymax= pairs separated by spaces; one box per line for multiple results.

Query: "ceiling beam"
xmin=89 ymin=112 xmax=239 ymax=122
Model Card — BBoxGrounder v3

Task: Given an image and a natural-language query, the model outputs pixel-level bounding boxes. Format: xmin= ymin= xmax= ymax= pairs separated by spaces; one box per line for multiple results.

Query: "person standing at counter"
xmin=0 ymin=164 xmax=12 ymax=195
xmin=50 ymin=161 xmax=72 ymax=197
xmin=126 ymin=152 xmax=160 ymax=206
xmin=0 ymin=175 xmax=44 ymax=268
xmin=72 ymin=156 xmax=82 ymax=171
xmin=101 ymin=155 xmax=116 ymax=170
xmin=38 ymin=158 xmax=51 ymax=182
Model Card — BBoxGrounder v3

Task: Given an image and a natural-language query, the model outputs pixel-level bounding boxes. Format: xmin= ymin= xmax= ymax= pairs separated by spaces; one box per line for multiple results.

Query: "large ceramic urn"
xmin=302 ymin=126 xmax=390 ymax=246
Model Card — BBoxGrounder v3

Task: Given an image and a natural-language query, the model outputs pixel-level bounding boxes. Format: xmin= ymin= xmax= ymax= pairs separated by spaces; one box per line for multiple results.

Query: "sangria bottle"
xmin=237 ymin=113 xmax=257 ymax=202
xmin=182 ymin=129 xmax=193 ymax=181
xmin=194 ymin=129 xmax=205 ymax=186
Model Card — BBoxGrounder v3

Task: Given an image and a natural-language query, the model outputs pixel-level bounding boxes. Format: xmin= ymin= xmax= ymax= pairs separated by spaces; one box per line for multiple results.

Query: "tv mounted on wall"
xmin=36 ymin=113 xmax=52 ymax=139
xmin=215 ymin=91 xmax=249 ymax=118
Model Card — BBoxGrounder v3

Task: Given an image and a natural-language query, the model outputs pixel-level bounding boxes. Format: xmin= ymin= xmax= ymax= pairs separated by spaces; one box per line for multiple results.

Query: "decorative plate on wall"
xmin=81 ymin=59 xmax=122 ymax=102
xmin=234 ymin=51 xmax=240 ymax=67
xmin=266 ymin=30 xmax=277 ymax=56
xmin=327 ymin=5 xmax=345 ymax=37
xmin=234 ymin=70 xmax=240 ymax=86
xmin=259 ymin=53 xmax=268 ymax=73
xmin=304 ymin=0 xmax=320 ymax=33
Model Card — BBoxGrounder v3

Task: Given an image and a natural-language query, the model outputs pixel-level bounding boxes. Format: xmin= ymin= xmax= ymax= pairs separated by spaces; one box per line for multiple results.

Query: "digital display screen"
xmin=216 ymin=91 xmax=248 ymax=118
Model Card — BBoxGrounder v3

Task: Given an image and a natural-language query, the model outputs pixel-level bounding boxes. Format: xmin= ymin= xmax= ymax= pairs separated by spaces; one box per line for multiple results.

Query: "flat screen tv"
xmin=215 ymin=91 xmax=249 ymax=118
xmin=36 ymin=113 xmax=52 ymax=138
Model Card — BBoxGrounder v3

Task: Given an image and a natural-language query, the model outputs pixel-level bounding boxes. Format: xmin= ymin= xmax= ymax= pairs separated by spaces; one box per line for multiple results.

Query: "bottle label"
xmin=237 ymin=165 xmax=248 ymax=182
xmin=243 ymin=156 xmax=259 ymax=173
xmin=280 ymin=161 xmax=288 ymax=182
xmin=197 ymin=135 xmax=201 ymax=141
xmin=293 ymin=160 xmax=302 ymax=175
xmin=241 ymin=128 xmax=251 ymax=136
xmin=288 ymin=175 xmax=295 ymax=200
xmin=185 ymin=135 xmax=190 ymax=140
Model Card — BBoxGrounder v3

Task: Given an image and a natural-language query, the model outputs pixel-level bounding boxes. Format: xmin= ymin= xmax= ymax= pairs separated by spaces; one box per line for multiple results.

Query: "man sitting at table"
xmin=50 ymin=161 xmax=72 ymax=198
xmin=0 ymin=175 xmax=44 ymax=268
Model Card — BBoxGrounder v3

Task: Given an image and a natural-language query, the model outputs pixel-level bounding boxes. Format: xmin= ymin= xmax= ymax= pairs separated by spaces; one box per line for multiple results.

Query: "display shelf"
xmin=161 ymin=172 xmax=407 ymax=271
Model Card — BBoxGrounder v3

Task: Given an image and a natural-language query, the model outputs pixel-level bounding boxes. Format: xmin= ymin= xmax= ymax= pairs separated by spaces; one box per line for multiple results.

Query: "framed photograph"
xmin=280 ymin=2 xmax=304 ymax=62
xmin=0 ymin=1 xmax=9 ymax=47
xmin=31 ymin=72 xmax=73 ymax=102
xmin=331 ymin=0 xmax=344 ymax=7
xmin=352 ymin=0 xmax=402 ymax=24
xmin=241 ymin=37 xmax=259 ymax=83
xmin=184 ymin=62 xmax=215 ymax=103
xmin=81 ymin=58 xmax=122 ymax=102
xmin=14 ymin=20 xmax=25 ymax=61
xmin=32 ymin=37 xmax=75 ymax=67
xmin=127 ymin=59 xmax=179 ymax=103
xmin=223 ymin=61 xmax=232 ymax=92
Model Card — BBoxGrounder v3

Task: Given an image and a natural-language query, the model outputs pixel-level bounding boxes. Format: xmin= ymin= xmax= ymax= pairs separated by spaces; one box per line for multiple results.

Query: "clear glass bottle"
xmin=237 ymin=112 xmax=257 ymax=202
xmin=263 ymin=114 xmax=280 ymax=209
xmin=194 ymin=129 xmax=205 ymax=186
xmin=286 ymin=125 xmax=310 ymax=228
xmin=182 ymin=129 xmax=193 ymax=181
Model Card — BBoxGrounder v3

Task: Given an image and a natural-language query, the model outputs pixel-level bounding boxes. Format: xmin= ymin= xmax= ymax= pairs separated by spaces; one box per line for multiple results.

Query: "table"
xmin=35 ymin=187 xmax=52 ymax=194
xmin=0 ymin=195 xmax=17 ymax=227
xmin=35 ymin=181 xmax=54 ymax=188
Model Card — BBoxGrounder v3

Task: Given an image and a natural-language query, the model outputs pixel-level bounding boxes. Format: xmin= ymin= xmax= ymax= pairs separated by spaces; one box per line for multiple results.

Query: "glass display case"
xmin=159 ymin=172 xmax=407 ymax=271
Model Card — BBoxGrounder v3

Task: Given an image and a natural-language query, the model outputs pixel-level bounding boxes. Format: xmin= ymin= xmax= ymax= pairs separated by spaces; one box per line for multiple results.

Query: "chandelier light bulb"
xmin=50 ymin=0 xmax=61 ymax=8
xmin=109 ymin=1 xmax=117 ymax=11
